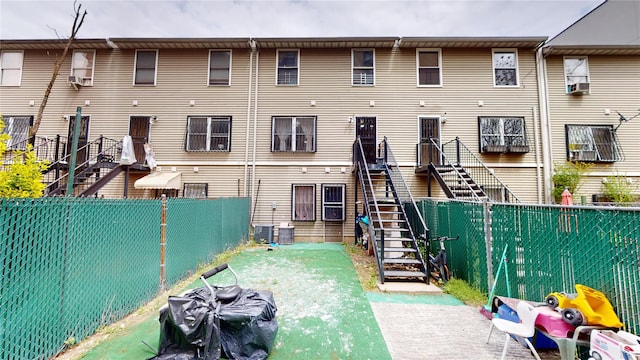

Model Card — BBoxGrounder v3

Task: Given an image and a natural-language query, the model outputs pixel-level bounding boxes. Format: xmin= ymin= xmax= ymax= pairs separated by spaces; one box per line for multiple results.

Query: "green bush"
xmin=552 ymin=161 xmax=592 ymax=203
xmin=602 ymin=175 xmax=638 ymax=204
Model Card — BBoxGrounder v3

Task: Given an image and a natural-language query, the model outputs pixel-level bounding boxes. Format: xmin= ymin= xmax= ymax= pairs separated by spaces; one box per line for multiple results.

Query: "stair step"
xmin=383 ymin=270 xmax=427 ymax=278
xmin=380 ymin=247 xmax=417 ymax=253
xmin=374 ymin=228 xmax=409 ymax=233
xmin=383 ymin=258 xmax=421 ymax=265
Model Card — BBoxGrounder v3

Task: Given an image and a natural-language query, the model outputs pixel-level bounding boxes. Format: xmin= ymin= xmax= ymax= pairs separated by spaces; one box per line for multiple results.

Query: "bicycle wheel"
xmin=438 ymin=263 xmax=450 ymax=283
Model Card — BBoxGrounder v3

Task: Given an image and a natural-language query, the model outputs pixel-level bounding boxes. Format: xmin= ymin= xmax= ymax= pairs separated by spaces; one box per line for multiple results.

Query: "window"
xmin=565 ymin=125 xmax=622 ymax=162
xmin=478 ymin=116 xmax=529 ymax=153
xmin=271 ymin=116 xmax=316 ymax=152
xmin=209 ymin=50 xmax=231 ymax=86
xmin=134 ymin=50 xmax=157 ymax=85
xmin=417 ymin=49 xmax=442 ymax=86
xmin=322 ymin=184 xmax=346 ymax=221
xmin=492 ymin=49 xmax=518 ymax=86
xmin=352 ymin=49 xmax=374 ymax=85
xmin=71 ymin=50 xmax=95 ymax=86
xmin=564 ymin=57 xmax=589 ymax=92
xmin=183 ymin=183 xmax=208 ymax=198
xmin=1 ymin=50 xmax=23 ymax=86
xmin=292 ymin=184 xmax=315 ymax=221
xmin=1 ymin=115 xmax=32 ymax=150
xmin=185 ymin=116 xmax=231 ymax=152
xmin=277 ymin=50 xmax=299 ymax=85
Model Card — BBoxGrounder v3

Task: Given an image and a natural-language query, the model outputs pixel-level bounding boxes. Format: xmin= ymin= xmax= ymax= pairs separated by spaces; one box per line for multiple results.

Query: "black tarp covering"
xmin=149 ymin=286 xmax=277 ymax=360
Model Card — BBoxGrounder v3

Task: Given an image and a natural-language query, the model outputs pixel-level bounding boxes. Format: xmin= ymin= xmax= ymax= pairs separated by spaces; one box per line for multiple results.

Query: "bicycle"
xmin=418 ymin=235 xmax=459 ymax=284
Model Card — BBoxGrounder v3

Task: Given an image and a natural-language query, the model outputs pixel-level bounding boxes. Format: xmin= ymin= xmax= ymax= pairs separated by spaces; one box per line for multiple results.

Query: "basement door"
xmin=129 ymin=116 xmax=150 ymax=165
xmin=66 ymin=115 xmax=90 ymax=165
xmin=355 ymin=116 xmax=377 ymax=164
xmin=419 ymin=116 xmax=441 ymax=166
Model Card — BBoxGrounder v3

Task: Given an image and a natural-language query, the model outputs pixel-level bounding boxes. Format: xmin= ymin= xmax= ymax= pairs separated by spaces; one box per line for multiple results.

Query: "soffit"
xmin=253 ymin=37 xmax=399 ymax=49
xmin=108 ymin=38 xmax=252 ymax=49
xmin=0 ymin=39 xmax=112 ymax=50
xmin=399 ymin=37 xmax=547 ymax=49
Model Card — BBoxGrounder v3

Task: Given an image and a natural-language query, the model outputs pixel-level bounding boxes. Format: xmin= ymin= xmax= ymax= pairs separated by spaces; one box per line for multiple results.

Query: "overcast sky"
xmin=0 ymin=0 xmax=605 ymax=40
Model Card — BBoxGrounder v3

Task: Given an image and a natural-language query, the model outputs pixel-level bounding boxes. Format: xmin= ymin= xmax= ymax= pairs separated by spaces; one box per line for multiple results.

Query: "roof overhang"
xmin=542 ymin=45 xmax=640 ymax=56
xmin=134 ymin=171 xmax=182 ymax=190
xmin=0 ymin=39 xmax=113 ymax=50
xmin=253 ymin=37 xmax=399 ymax=49
xmin=399 ymin=37 xmax=547 ymax=49
xmin=107 ymin=38 xmax=252 ymax=49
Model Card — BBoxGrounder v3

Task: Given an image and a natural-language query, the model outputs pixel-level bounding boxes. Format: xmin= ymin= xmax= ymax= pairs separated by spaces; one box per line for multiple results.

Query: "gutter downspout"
xmin=536 ymin=47 xmax=553 ymax=204
xmin=250 ymin=45 xmax=260 ymax=221
xmin=244 ymin=40 xmax=256 ymax=197
xmin=532 ymin=105 xmax=543 ymax=203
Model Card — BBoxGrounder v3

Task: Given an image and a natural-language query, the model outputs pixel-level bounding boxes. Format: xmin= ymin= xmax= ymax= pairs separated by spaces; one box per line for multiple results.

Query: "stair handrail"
xmin=443 ymin=137 xmax=521 ymax=203
xmin=353 ymin=137 xmax=386 ymax=282
xmin=380 ymin=137 xmax=429 ymax=239
xmin=45 ymin=136 xmax=122 ymax=196
xmin=429 ymin=138 xmax=485 ymax=202
xmin=2 ymin=136 xmax=61 ymax=171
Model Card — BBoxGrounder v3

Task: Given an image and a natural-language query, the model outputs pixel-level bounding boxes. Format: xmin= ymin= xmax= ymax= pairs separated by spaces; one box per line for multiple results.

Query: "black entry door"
xmin=356 ymin=116 xmax=376 ymax=164
xmin=420 ymin=117 xmax=441 ymax=166
xmin=66 ymin=115 xmax=90 ymax=165
xmin=129 ymin=116 xmax=150 ymax=165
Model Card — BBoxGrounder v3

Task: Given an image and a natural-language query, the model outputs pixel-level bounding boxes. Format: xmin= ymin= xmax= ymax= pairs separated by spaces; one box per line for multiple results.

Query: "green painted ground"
xmin=79 ymin=243 xmax=391 ymax=360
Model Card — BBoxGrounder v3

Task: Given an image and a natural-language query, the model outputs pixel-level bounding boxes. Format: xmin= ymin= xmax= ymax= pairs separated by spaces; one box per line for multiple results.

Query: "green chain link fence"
xmin=0 ymin=197 xmax=249 ymax=360
xmin=415 ymin=198 xmax=640 ymax=335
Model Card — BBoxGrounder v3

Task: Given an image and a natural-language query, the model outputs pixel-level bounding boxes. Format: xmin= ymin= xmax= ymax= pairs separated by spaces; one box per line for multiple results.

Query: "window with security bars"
xmin=492 ymin=49 xmax=518 ymax=86
xmin=292 ymin=184 xmax=315 ymax=221
xmin=134 ymin=50 xmax=157 ymax=85
xmin=322 ymin=184 xmax=345 ymax=221
xmin=71 ymin=50 xmax=95 ymax=86
xmin=1 ymin=115 xmax=32 ymax=150
xmin=352 ymin=49 xmax=374 ymax=85
xmin=277 ymin=50 xmax=299 ymax=85
xmin=417 ymin=49 xmax=441 ymax=86
xmin=478 ymin=116 xmax=528 ymax=153
xmin=209 ymin=50 xmax=231 ymax=85
xmin=566 ymin=124 xmax=622 ymax=162
xmin=183 ymin=183 xmax=208 ymax=198
xmin=185 ymin=116 xmax=231 ymax=151
xmin=1 ymin=50 xmax=23 ymax=86
xmin=272 ymin=116 xmax=316 ymax=152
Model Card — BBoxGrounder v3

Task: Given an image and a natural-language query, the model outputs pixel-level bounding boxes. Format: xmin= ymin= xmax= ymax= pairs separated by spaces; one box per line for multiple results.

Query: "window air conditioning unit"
xmin=68 ymin=76 xmax=83 ymax=90
xmin=569 ymin=82 xmax=590 ymax=95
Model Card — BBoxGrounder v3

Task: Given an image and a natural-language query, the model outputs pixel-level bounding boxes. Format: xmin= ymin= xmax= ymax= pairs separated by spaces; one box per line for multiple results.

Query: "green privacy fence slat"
xmin=165 ymin=198 xmax=249 ymax=286
xmin=413 ymin=199 xmax=640 ymax=335
xmin=0 ymin=197 xmax=249 ymax=360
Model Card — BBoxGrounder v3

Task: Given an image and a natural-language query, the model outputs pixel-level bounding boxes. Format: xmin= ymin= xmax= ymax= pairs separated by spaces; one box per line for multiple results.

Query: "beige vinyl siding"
xmin=545 ymin=54 xmax=640 ymax=203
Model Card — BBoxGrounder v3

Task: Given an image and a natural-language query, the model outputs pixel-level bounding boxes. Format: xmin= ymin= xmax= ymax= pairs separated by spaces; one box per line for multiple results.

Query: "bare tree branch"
xmin=30 ymin=2 xmax=88 ymax=137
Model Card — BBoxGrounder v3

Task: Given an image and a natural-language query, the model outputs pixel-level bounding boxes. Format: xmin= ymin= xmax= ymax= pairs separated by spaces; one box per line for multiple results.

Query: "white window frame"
xmin=271 ymin=116 xmax=316 ymax=152
xmin=0 ymin=50 xmax=23 ymax=86
xmin=292 ymin=184 xmax=316 ymax=222
xmin=276 ymin=49 xmax=299 ymax=86
xmin=563 ymin=56 xmax=590 ymax=93
xmin=352 ymin=49 xmax=375 ymax=86
xmin=416 ymin=48 xmax=442 ymax=87
xmin=134 ymin=49 xmax=158 ymax=86
xmin=321 ymin=184 xmax=346 ymax=222
xmin=208 ymin=50 xmax=231 ymax=86
xmin=183 ymin=183 xmax=208 ymax=198
xmin=70 ymin=50 xmax=96 ymax=86
xmin=185 ymin=116 xmax=232 ymax=152
xmin=478 ymin=116 xmax=528 ymax=153
xmin=566 ymin=124 xmax=622 ymax=163
xmin=1 ymin=115 xmax=32 ymax=150
xmin=492 ymin=49 xmax=519 ymax=87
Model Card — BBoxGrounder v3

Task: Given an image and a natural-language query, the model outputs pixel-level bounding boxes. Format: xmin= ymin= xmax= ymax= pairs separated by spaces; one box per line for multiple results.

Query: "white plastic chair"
xmin=486 ymin=300 xmax=542 ymax=360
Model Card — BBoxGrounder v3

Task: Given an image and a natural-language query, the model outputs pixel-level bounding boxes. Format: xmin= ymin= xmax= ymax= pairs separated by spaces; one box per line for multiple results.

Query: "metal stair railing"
xmin=1 ymin=136 xmax=65 ymax=172
xmin=429 ymin=138 xmax=486 ymax=202
xmin=380 ymin=137 xmax=429 ymax=242
xmin=45 ymin=136 xmax=122 ymax=196
xmin=353 ymin=137 xmax=386 ymax=283
xmin=441 ymin=137 xmax=521 ymax=203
